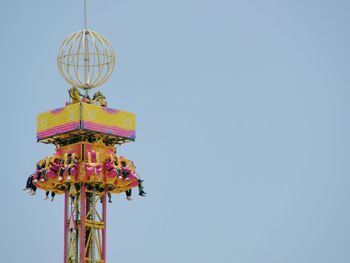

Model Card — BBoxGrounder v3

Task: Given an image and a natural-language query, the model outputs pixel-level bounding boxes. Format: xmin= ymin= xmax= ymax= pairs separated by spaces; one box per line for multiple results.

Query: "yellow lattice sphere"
xmin=57 ymin=30 xmax=116 ymax=90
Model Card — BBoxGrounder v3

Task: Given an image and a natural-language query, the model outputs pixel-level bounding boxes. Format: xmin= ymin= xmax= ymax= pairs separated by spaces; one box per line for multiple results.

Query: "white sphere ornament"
xmin=57 ymin=30 xmax=116 ymax=90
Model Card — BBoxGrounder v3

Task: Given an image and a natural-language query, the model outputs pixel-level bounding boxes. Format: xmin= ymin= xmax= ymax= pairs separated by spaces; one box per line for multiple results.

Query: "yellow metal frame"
xmin=57 ymin=30 xmax=116 ymax=90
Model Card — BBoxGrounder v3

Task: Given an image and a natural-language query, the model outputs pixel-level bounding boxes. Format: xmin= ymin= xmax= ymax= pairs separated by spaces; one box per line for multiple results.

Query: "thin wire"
xmin=83 ymin=0 xmax=87 ymax=29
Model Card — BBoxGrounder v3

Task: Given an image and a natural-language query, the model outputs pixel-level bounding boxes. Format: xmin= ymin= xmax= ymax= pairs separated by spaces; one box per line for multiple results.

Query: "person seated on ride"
xmin=100 ymin=184 xmax=116 ymax=204
xmin=92 ymin=91 xmax=107 ymax=107
xmin=59 ymin=153 xmax=78 ymax=181
xmin=45 ymin=155 xmax=61 ymax=180
xmin=123 ymin=175 xmax=147 ymax=201
xmin=104 ymin=154 xmax=121 ymax=180
xmin=85 ymin=150 xmax=102 ymax=178
xmin=33 ymin=159 xmax=46 ymax=183
xmin=81 ymin=94 xmax=91 ymax=103
xmin=129 ymin=161 xmax=147 ymax=197
xmin=120 ymin=160 xmax=131 ymax=181
xmin=68 ymin=86 xmax=82 ymax=104
xmin=115 ymin=156 xmax=122 ymax=179
xmin=99 ymin=184 xmax=113 ymax=203
xmin=121 ymin=161 xmax=146 ymax=201
xmin=44 ymin=191 xmax=56 ymax=201
xmin=99 ymin=191 xmax=113 ymax=204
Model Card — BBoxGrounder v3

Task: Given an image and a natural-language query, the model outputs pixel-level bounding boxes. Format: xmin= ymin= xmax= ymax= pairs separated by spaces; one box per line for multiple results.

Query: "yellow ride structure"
xmin=27 ymin=8 xmax=143 ymax=262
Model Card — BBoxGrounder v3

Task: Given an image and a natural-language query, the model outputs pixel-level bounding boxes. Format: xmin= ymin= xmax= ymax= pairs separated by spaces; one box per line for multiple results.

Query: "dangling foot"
xmin=139 ymin=191 xmax=147 ymax=197
xmin=43 ymin=196 xmax=49 ymax=200
xmin=58 ymin=177 xmax=63 ymax=181
xmin=108 ymin=199 xmax=112 ymax=203
xmin=67 ymin=176 xmax=71 ymax=181
xmin=126 ymin=196 xmax=133 ymax=201
xmin=22 ymin=187 xmax=29 ymax=191
xmin=51 ymin=197 xmax=54 ymax=202
xmin=30 ymin=190 xmax=36 ymax=196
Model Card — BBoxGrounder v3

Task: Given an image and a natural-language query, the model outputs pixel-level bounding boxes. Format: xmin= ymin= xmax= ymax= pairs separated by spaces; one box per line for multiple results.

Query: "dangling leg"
xmin=36 ymin=171 xmax=41 ymax=181
xmin=98 ymin=185 xmax=104 ymax=203
xmin=117 ymin=168 xmax=123 ymax=179
xmin=23 ymin=176 xmax=31 ymax=191
xmin=125 ymin=189 xmax=133 ymax=201
xmin=67 ymin=167 xmax=72 ymax=181
xmin=138 ymin=179 xmax=147 ymax=197
xmin=30 ymin=183 xmax=37 ymax=196
xmin=59 ymin=167 xmax=64 ymax=181
xmin=40 ymin=170 xmax=46 ymax=182
xmin=108 ymin=192 xmax=112 ymax=203
xmin=44 ymin=191 xmax=49 ymax=200
xmin=122 ymin=170 xmax=129 ymax=181
xmin=124 ymin=174 xmax=130 ymax=181
xmin=51 ymin=192 xmax=56 ymax=201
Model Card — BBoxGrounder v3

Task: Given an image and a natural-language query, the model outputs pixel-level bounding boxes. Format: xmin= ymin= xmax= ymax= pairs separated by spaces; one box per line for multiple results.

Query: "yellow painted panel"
xmin=37 ymin=103 xmax=80 ymax=132
xmin=81 ymin=103 xmax=136 ymax=130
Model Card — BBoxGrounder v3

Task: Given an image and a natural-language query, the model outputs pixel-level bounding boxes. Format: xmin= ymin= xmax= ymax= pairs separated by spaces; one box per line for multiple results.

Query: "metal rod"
xmin=76 ymin=196 xmax=80 ymax=263
xmin=91 ymin=188 xmax=96 ymax=263
xmin=83 ymin=0 xmax=87 ymax=29
xmin=80 ymin=184 xmax=86 ymax=263
xmin=64 ymin=191 xmax=68 ymax=263
xmin=102 ymin=191 xmax=107 ymax=262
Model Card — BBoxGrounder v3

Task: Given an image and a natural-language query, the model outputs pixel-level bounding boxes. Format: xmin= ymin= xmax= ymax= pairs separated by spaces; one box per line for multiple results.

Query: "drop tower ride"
xmin=29 ymin=2 xmax=142 ymax=263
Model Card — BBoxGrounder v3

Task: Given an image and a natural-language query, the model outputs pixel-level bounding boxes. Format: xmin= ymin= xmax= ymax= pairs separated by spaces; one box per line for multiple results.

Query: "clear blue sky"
xmin=1 ymin=0 xmax=350 ymax=262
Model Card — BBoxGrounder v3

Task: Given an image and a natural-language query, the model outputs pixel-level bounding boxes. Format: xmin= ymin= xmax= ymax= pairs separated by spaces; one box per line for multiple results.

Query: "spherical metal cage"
xmin=57 ymin=30 xmax=116 ymax=89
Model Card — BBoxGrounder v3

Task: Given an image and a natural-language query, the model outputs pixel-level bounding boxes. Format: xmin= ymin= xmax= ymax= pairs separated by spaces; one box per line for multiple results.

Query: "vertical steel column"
xmin=91 ymin=189 xmax=96 ymax=263
xmin=64 ymin=191 xmax=68 ymax=263
xmin=75 ymin=195 xmax=80 ymax=263
xmin=102 ymin=191 xmax=107 ymax=263
xmin=80 ymin=184 xmax=86 ymax=263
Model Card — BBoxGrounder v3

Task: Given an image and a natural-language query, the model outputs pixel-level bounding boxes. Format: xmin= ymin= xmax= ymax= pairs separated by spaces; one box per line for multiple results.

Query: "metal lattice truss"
xmin=64 ymin=184 xmax=106 ymax=263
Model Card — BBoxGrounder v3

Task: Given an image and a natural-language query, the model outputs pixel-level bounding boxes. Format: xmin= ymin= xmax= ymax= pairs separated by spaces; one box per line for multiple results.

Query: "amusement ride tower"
xmin=27 ymin=2 xmax=143 ymax=263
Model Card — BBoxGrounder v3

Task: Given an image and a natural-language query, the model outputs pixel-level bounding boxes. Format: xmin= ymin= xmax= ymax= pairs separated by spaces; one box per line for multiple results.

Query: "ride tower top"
xmin=37 ymin=0 xmax=135 ymax=148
